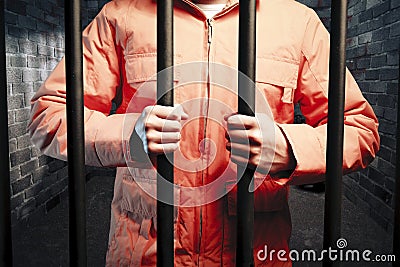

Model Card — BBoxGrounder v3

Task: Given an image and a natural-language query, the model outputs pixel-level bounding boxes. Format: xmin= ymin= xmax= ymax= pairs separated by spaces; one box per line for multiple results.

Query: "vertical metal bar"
xmin=0 ymin=0 xmax=13 ymax=266
xmin=393 ymin=52 xmax=400 ymax=266
xmin=156 ymin=0 xmax=174 ymax=266
xmin=323 ymin=1 xmax=348 ymax=266
xmin=64 ymin=0 xmax=87 ymax=266
xmin=236 ymin=0 xmax=256 ymax=266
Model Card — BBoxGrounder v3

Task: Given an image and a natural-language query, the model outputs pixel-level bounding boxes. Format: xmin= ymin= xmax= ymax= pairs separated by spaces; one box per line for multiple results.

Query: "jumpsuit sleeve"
xmin=28 ymin=4 xmax=137 ymax=167
xmin=277 ymin=9 xmax=380 ymax=185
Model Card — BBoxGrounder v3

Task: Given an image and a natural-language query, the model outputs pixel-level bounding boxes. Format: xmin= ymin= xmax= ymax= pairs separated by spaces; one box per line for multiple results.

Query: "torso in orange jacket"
xmin=28 ymin=0 xmax=380 ymax=266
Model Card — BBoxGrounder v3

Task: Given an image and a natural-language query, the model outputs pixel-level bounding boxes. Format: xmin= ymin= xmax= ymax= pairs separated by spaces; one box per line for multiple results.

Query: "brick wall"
xmin=5 ymin=0 xmax=108 ymax=224
xmin=298 ymin=0 xmax=331 ymax=28
xmin=344 ymin=0 xmax=399 ymax=233
xmin=298 ymin=0 xmax=399 ymax=232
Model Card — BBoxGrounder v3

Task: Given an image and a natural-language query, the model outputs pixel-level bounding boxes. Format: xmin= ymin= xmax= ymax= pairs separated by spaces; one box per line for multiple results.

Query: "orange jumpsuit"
xmin=28 ymin=0 xmax=380 ymax=266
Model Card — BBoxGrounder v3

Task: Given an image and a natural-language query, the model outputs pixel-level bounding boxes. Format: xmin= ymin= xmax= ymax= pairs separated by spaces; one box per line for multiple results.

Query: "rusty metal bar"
xmin=393 ymin=52 xmax=400 ymax=267
xmin=64 ymin=0 xmax=87 ymax=266
xmin=156 ymin=0 xmax=174 ymax=266
xmin=0 ymin=0 xmax=13 ymax=266
xmin=236 ymin=0 xmax=257 ymax=266
xmin=323 ymin=1 xmax=348 ymax=266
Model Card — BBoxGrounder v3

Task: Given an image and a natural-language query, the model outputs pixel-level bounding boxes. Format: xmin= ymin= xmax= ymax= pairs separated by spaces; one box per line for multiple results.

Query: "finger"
xmin=223 ymin=112 xmax=238 ymax=121
xmin=230 ymin=154 xmax=257 ymax=170
xmin=226 ymin=129 xmax=250 ymax=144
xmin=148 ymin=142 xmax=180 ymax=154
xmin=226 ymin=142 xmax=261 ymax=164
xmin=146 ymin=116 xmax=181 ymax=132
xmin=151 ymin=105 xmax=188 ymax=120
xmin=229 ymin=142 xmax=252 ymax=158
xmin=227 ymin=129 xmax=262 ymax=145
xmin=230 ymin=142 xmax=263 ymax=161
xmin=159 ymin=120 xmax=182 ymax=132
xmin=149 ymin=105 xmax=180 ymax=120
xmin=181 ymin=112 xmax=189 ymax=120
xmin=173 ymin=104 xmax=189 ymax=120
xmin=146 ymin=131 xmax=181 ymax=144
xmin=226 ymin=114 xmax=256 ymax=130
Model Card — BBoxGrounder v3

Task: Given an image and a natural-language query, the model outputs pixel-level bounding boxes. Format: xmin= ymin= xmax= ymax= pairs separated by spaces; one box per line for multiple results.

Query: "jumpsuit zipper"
xmin=198 ymin=18 xmax=213 ymax=266
xmin=178 ymin=2 xmax=239 ymax=264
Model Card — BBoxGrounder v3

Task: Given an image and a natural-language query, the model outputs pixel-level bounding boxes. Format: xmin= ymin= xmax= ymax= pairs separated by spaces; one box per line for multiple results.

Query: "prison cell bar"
xmin=323 ymin=1 xmax=348 ymax=266
xmin=393 ymin=54 xmax=400 ymax=266
xmin=0 ymin=0 xmax=13 ymax=266
xmin=156 ymin=0 xmax=175 ymax=266
xmin=236 ymin=0 xmax=257 ymax=266
xmin=64 ymin=0 xmax=87 ymax=266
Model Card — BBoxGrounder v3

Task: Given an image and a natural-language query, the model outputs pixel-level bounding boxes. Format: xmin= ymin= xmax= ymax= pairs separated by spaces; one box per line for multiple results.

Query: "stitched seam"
xmin=102 ymin=4 xmax=117 ymax=56
xmin=301 ymin=50 xmax=328 ymax=98
xmin=257 ymin=55 xmax=300 ymax=65
xmin=256 ymin=58 xmax=299 ymax=87
xmin=300 ymin=8 xmax=329 ymax=98
xmin=125 ymin=54 xmax=182 ymax=83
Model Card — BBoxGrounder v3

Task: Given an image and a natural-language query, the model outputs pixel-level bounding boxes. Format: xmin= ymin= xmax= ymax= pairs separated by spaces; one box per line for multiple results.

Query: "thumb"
xmin=174 ymin=104 xmax=189 ymax=120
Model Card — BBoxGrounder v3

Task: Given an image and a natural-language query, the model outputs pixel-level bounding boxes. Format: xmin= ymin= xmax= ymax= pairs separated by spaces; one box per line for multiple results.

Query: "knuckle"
xmin=144 ymin=106 xmax=153 ymax=115
xmin=168 ymin=112 xmax=179 ymax=120
xmin=147 ymin=143 xmax=155 ymax=153
xmin=175 ymin=132 xmax=181 ymax=141
xmin=145 ymin=116 xmax=157 ymax=128
xmin=250 ymin=145 xmax=261 ymax=155
xmin=172 ymin=143 xmax=179 ymax=150
xmin=249 ymin=131 xmax=262 ymax=144
xmin=251 ymin=156 xmax=261 ymax=167
xmin=146 ymin=131 xmax=158 ymax=141
xmin=171 ymin=121 xmax=181 ymax=131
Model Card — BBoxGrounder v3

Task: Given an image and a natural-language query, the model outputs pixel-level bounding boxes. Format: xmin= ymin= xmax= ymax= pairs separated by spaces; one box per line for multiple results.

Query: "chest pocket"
xmin=255 ymin=58 xmax=299 ymax=124
xmin=124 ymin=53 xmax=182 ymax=113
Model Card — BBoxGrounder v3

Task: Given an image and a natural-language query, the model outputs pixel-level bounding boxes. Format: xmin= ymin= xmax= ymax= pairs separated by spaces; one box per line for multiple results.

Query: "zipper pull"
xmin=207 ymin=19 xmax=213 ymax=44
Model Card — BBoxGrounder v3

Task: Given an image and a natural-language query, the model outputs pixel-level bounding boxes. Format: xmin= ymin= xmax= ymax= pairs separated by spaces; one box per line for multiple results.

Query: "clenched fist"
xmin=225 ymin=113 xmax=296 ymax=175
xmin=130 ymin=105 xmax=188 ymax=158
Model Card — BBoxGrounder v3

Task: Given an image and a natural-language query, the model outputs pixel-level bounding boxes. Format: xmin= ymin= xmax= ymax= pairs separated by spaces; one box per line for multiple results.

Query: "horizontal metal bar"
xmin=0 ymin=0 xmax=13 ymax=266
xmin=156 ymin=0 xmax=174 ymax=266
xmin=236 ymin=0 xmax=256 ymax=266
xmin=323 ymin=1 xmax=348 ymax=266
xmin=64 ymin=0 xmax=87 ymax=266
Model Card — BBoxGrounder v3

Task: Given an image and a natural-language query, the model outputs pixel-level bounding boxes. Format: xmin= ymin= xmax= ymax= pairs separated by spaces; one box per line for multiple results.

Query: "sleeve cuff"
xmin=275 ymin=123 xmax=326 ymax=185
xmin=93 ymin=113 xmax=138 ymax=167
